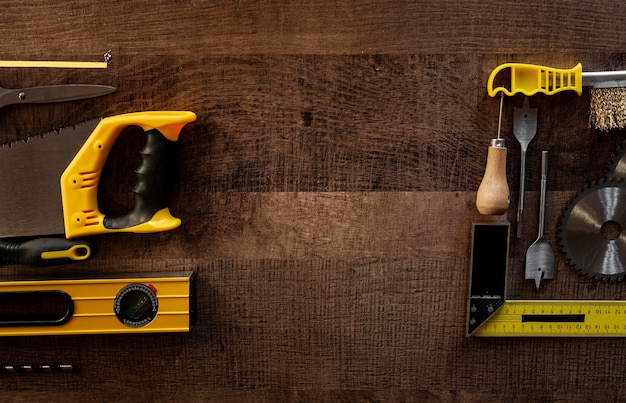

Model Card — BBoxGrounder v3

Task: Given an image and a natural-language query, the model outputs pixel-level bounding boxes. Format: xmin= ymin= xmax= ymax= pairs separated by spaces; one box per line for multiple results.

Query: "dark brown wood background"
xmin=0 ymin=1 xmax=625 ymax=401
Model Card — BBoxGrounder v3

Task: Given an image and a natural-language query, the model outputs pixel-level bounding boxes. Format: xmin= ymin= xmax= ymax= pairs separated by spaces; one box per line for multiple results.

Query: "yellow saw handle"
xmin=60 ymin=111 xmax=196 ymax=239
xmin=487 ymin=63 xmax=583 ymax=96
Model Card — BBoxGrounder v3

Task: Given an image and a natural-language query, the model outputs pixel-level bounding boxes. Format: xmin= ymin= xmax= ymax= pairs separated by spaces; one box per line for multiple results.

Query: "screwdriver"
xmin=476 ymin=93 xmax=510 ymax=215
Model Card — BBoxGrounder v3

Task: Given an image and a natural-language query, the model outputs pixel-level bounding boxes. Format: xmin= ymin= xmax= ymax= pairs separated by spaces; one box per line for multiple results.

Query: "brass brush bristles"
xmin=589 ymin=87 xmax=626 ymax=132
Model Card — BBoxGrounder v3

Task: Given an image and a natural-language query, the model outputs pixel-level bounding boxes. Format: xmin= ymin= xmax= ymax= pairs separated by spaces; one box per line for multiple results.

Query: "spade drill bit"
xmin=525 ymin=151 xmax=555 ymax=290
xmin=513 ymin=97 xmax=538 ymax=238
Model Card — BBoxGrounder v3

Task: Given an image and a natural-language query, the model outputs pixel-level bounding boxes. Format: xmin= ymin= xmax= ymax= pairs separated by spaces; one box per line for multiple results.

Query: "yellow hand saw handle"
xmin=60 ymin=111 xmax=196 ymax=239
xmin=487 ymin=63 xmax=583 ymax=96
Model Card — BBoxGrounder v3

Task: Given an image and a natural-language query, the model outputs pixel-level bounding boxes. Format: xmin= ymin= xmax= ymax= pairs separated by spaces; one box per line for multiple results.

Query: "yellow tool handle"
xmin=487 ymin=63 xmax=583 ymax=96
xmin=0 ymin=238 xmax=94 ymax=266
xmin=476 ymin=140 xmax=510 ymax=215
xmin=60 ymin=111 xmax=197 ymax=238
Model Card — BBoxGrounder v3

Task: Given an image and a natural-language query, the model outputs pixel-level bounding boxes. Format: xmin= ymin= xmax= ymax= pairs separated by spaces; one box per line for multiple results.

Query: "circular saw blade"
xmin=559 ymin=178 xmax=626 ymax=281
xmin=607 ymin=140 xmax=626 ymax=179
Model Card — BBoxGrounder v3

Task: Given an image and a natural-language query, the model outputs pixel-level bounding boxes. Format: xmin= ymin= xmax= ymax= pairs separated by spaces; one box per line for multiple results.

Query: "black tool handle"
xmin=103 ymin=129 xmax=177 ymax=230
xmin=61 ymin=111 xmax=195 ymax=238
xmin=0 ymin=238 xmax=95 ymax=267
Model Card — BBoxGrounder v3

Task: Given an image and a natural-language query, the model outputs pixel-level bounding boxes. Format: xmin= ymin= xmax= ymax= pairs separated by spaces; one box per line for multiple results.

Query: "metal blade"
xmin=0 ymin=119 xmax=100 ymax=237
xmin=0 ymin=85 xmax=116 ymax=109
xmin=512 ymin=97 xmax=537 ymax=151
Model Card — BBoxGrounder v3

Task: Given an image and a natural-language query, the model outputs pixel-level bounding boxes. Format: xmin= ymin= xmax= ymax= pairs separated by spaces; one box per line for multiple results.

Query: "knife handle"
xmin=60 ymin=111 xmax=196 ymax=239
xmin=0 ymin=238 xmax=95 ymax=267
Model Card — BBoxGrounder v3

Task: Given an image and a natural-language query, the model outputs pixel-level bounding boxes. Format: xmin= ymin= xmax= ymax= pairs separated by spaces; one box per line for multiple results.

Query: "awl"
xmin=476 ymin=93 xmax=510 ymax=215
xmin=0 ymin=111 xmax=196 ymax=239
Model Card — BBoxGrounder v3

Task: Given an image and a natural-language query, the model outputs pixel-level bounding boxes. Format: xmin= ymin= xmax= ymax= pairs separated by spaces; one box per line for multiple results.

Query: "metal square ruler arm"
xmin=467 ymin=223 xmax=626 ymax=337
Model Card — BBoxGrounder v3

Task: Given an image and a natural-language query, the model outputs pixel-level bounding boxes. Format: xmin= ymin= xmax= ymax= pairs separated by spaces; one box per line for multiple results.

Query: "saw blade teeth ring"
xmin=559 ymin=177 xmax=626 ymax=281
xmin=607 ymin=140 xmax=626 ymax=179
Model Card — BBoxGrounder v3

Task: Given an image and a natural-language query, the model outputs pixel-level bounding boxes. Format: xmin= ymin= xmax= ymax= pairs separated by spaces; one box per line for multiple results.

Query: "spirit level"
xmin=0 ymin=271 xmax=196 ymax=336
xmin=467 ymin=223 xmax=626 ymax=337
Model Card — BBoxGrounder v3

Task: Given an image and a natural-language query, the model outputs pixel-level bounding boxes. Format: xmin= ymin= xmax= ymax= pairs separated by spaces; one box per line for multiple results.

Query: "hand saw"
xmin=0 ymin=111 xmax=196 ymax=240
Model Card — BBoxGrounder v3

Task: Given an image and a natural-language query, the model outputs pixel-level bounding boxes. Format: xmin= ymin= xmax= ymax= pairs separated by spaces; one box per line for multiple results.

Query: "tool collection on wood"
xmin=2 ymin=53 xmax=626 ymax=343
xmin=470 ymin=62 xmax=626 ymax=337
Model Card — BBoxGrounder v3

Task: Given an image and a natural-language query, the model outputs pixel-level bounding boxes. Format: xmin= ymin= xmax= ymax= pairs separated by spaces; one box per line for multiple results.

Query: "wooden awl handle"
xmin=476 ymin=139 xmax=510 ymax=215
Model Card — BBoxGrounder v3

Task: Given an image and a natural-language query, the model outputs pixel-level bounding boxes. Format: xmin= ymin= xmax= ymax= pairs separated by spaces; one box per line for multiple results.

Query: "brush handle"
xmin=488 ymin=63 xmax=583 ymax=97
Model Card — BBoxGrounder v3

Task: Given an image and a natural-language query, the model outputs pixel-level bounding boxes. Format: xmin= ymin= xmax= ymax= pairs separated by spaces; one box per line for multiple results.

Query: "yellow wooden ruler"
xmin=0 ymin=271 xmax=196 ymax=336
xmin=0 ymin=51 xmax=111 ymax=69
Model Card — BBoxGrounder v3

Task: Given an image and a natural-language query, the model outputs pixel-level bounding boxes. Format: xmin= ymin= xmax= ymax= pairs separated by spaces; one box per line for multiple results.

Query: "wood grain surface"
xmin=0 ymin=1 xmax=625 ymax=401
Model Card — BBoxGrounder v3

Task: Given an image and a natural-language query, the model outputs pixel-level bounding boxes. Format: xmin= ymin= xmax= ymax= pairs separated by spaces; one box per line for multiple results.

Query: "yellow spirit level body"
xmin=0 ymin=271 xmax=196 ymax=336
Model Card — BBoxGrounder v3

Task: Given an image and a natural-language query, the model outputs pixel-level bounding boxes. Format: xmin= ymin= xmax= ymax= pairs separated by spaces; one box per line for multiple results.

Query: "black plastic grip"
xmin=0 ymin=238 xmax=96 ymax=267
xmin=103 ymin=129 xmax=177 ymax=230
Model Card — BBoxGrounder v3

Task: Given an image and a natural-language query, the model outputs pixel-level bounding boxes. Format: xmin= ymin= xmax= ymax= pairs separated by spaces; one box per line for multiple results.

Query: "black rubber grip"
xmin=0 ymin=238 xmax=96 ymax=267
xmin=103 ymin=129 xmax=177 ymax=230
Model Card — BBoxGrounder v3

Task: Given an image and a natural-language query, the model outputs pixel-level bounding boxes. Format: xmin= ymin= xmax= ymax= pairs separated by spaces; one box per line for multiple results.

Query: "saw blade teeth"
xmin=0 ymin=117 xmax=101 ymax=238
xmin=0 ymin=118 xmax=101 ymax=150
xmin=559 ymin=177 xmax=626 ymax=281
xmin=607 ymin=140 xmax=626 ymax=179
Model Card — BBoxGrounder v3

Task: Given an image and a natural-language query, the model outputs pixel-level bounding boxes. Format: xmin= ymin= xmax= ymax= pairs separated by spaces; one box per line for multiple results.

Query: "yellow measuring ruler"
xmin=0 ymin=60 xmax=107 ymax=69
xmin=0 ymin=51 xmax=111 ymax=69
xmin=0 ymin=271 xmax=196 ymax=336
xmin=472 ymin=300 xmax=626 ymax=337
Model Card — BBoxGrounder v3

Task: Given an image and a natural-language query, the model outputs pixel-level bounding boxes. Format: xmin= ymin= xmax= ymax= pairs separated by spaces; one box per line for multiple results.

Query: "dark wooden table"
xmin=0 ymin=1 xmax=625 ymax=401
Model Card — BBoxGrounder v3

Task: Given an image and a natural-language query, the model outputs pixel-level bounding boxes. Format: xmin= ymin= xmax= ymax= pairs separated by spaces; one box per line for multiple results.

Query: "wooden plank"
xmin=1 ymin=1 xmax=626 ymax=55
xmin=0 ymin=1 xmax=624 ymax=401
